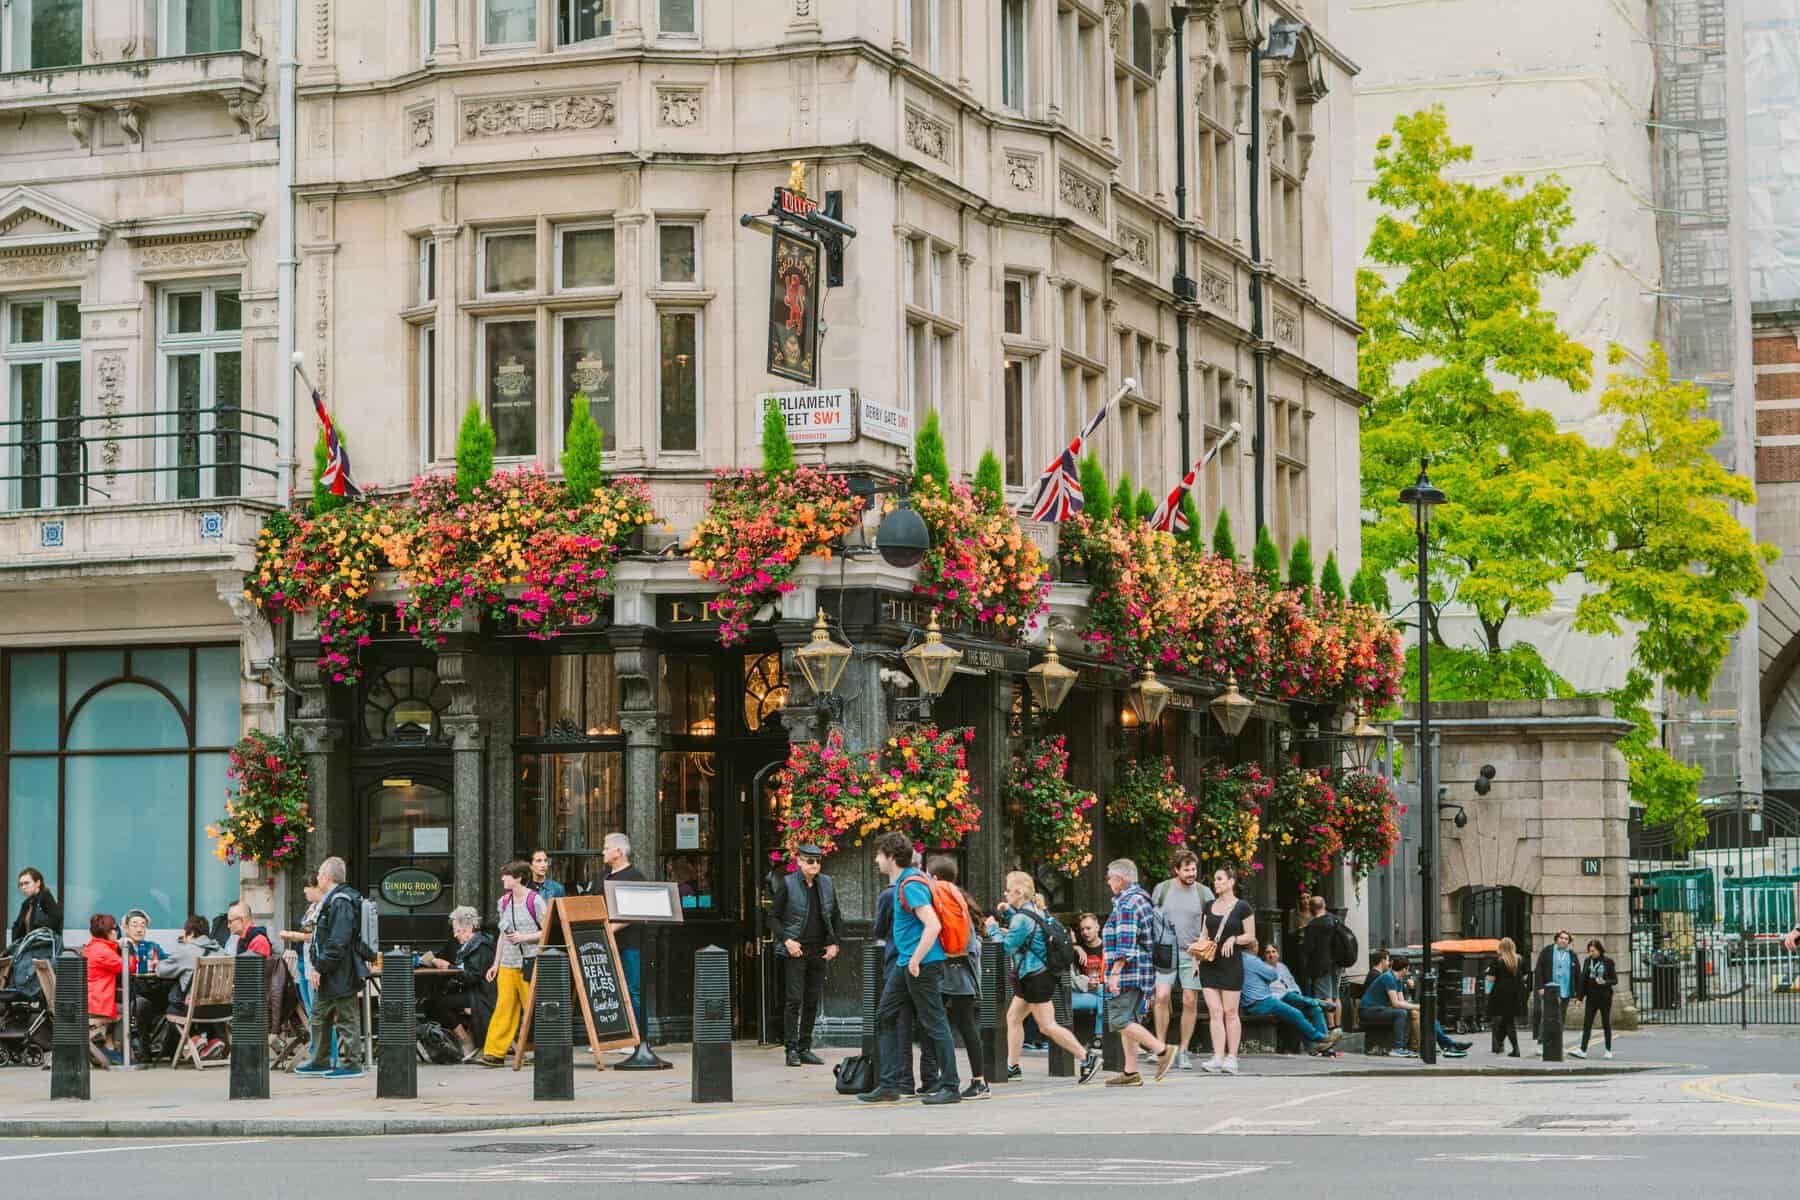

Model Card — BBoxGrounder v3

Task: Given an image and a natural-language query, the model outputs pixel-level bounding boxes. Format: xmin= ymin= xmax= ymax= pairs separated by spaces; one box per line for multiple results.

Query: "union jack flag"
xmin=309 ymin=381 xmax=360 ymax=499
xmin=1148 ymin=455 xmax=1204 ymax=534
xmin=1027 ymin=399 xmax=1110 ymax=523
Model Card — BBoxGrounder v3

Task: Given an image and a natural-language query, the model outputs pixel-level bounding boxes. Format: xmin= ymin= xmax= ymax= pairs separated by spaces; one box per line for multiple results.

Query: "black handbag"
xmin=833 ymin=1053 xmax=876 ymax=1095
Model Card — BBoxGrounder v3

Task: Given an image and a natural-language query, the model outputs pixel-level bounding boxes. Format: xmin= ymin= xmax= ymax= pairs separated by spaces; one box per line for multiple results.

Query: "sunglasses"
xmin=798 ymin=857 xmax=821 ymax=866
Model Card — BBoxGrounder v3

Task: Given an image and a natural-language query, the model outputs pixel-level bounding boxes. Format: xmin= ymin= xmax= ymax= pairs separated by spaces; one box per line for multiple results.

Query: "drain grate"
xmin=453 ymin=1142 xmax=592 ymax=1156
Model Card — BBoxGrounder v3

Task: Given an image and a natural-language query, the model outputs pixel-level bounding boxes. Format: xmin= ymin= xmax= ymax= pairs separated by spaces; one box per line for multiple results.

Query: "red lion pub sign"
xmin=767 ymin=225 xmax=821 ymax=386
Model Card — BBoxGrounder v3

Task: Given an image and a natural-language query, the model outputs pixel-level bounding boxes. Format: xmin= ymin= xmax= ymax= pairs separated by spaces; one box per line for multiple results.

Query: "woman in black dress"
xmin=1485 ymin=937 xmax=1524 ymax=1056
xmin=1193 ymin=867 xmax=1255 ymax=1075
xmin=1572 ymin=938 xmax=1618 ymax=1059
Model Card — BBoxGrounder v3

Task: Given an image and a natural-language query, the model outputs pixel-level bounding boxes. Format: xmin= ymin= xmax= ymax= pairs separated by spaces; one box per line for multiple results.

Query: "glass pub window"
xmin=559 ymin=0 xmax=612 ymax=44
xmin=2 ymin=295 xmax=82 ymax=512
xmin=659 ymin=0 xmax=696 ymax=35
xmin=165 ymin=0 xmax=240 ymax=55
xmin=3 ymin=0 xmax=82 ymax=71
xmin=515 ymin=654 xmax=625 ymax=896
xmin=159 ymin=283 xmax=243 ymax=500
xmin=481 ymin=318 xmax=536 ymax=457
xmin=658 ymin=311 xmax=699 ymax=452
xmin=482 ymin=0 xmax=537 ymax=48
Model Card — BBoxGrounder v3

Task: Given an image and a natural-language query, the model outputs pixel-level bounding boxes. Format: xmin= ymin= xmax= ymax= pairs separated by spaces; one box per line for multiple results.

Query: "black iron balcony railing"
xmin=0 ymin=406 xmax=277 ymax=512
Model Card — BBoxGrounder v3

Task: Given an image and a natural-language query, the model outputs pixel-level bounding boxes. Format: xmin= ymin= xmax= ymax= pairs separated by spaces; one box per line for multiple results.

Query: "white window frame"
xmin=657 ymin=0 xmax=698 ymax=39
xmin=553 ymin=222 xmax=618 ymax=293
xmin=655 ymin=220 xmax=702 ymax=288
xmin=417 ymin=321 xmax=437 ymax=468
xmin=1 ymin=292 xmax=81 ymax=512
xmin=1002 ymin=272 xmax=1031 ymax=338
xmin=155 ymin=281 xmax=242 ymax=502
xmin=907 ymin=0 xmax=941 ymax=71
xmin=479 ymin=0 xmax=539 ymax=53
xmin=557 ymin=0 xmax=614 ymax=48
xmin=1000 ymin=0 xmax=1027 ymax=112
xmin=3 ymin=0 xmax=83 ymax=71
xmin=161 ymin=0 xmax=243 ymax=56
xmin=478 ymin=228 xmax=537 ymax=298
xmin=416 ymin=236 xmax=437 ymax=306
xmin=418 ymin=0 xmax=437 ymax=63
xmin=476 ymin=313 xmax=541 ymax=460
xmin=654 ymin=307 xmax=703 ymax=455
xmin=554 ymin=308 xmax=618 ymax=455
xmin=1002 ymin=354 xmax=1032 ymax=491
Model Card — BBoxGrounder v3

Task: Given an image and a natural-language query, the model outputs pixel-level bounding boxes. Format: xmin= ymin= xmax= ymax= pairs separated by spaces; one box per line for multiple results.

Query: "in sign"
xmin=1581 ymin=857 xmax=1602 ymax=877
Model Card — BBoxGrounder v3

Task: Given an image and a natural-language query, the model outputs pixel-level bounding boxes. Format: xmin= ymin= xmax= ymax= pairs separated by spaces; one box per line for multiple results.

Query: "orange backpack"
xmin=899 ymin=870 xmax=972 ymax=956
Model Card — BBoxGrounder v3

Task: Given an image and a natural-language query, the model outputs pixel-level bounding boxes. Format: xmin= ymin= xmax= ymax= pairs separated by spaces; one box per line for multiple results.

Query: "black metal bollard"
xmin=51 ymin=951 xmax=90 ymax=1101
xmin=979 ymin=939 xmax=1008 ymax=1082
xmin=1102 ymin=994 xmax=1123 ymax=1073
xmin=377 ymin=950 xmax=417 ymax=1098
xmin=229 ymin=953 xmax=269 ymax=1100
xmin=533 ymin=949 xmax=574 ymax=1101
xmin=692 ymin=945 xmax=733 ymax=1103
xmin=860 ymin=939 xmax=884 ymax=1075
xmin=1539 ymin=985 xmax=1565 ymax=1062
xmin=1049 ymin=973 xmax=1074 ymax=1077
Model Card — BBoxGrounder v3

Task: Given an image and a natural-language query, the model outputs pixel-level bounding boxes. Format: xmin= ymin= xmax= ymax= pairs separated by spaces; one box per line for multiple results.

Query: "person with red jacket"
xmin=82 ymin=913 xmax=124 ymax=1066
xmin=226 ymin=902 xmax=273 ymax=957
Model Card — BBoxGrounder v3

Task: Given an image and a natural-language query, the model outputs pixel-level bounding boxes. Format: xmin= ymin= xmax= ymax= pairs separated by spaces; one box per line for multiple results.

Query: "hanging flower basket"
xmin=208 ymin=731 xmax=312 ymax=870
xmin=1008 ymin=735 xmax=1098 ymax=879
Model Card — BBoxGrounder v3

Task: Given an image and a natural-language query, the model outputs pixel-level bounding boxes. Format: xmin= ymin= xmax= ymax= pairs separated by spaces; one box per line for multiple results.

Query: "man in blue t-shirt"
xmin=860 ymin=831 xmax=960 ymax=1105
xmin=1358 ymin=950 xmax=1420 ymax=1057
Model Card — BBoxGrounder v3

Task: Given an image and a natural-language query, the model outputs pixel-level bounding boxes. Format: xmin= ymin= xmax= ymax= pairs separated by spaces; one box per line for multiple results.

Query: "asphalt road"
xmin=0 ymin=1131 xmax=1789 ymax=1197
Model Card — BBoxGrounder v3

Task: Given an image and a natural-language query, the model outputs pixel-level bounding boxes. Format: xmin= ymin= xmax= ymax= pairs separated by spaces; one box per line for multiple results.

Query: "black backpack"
xmin=1330 ymin=917 xmax=1359 ymax=970
xmin=417 ymin=1021 xmax=464 ymax=1065
xmin=1023 ymin=908 xmax=1077 ymax=975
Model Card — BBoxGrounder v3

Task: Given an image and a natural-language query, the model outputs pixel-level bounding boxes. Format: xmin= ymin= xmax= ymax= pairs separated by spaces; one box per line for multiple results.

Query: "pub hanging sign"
xmin=766 ymin=225 xmax=822 ymax=386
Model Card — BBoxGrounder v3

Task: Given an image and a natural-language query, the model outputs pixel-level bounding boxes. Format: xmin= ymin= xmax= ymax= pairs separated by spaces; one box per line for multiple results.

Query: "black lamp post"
xmin=1399 ymin=458 xmax=1445 ymax=1063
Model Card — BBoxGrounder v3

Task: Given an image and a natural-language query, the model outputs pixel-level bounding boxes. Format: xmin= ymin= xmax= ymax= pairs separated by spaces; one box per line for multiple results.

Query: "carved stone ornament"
xmin=1058 ymin=164 xmax=1104 ymax=218
xmin=60 ymin=105 xmax=90 ymax=149
xmin=1005 ymin=152 xmax=1038 ymax=192
xmin=462 ymin=92 xmax=617 ymax=139
xmin=904 ymin=107 xmax=950 ymax=162
xmin=96 ymin=353 xmax=125 ymax=485
xmin=0 ymin=252 xmax=87 ymax=281
xmin=1118 ymin=222 xmax=1152 ymax=269
xmin=1298 ymin=130 xmax=1317 ymax=179
xmin=794 ymin=0 xmax=812 ymax=15
xmin=658 ymin=88 xmax=703 ymax=128
xmin=409 ymin=105 xmax=434 ymax=148
xmin=114 ymin=103 xmax=143 ymax=147
xmin=1154 ymin=30 xmax=1172 ymax=77
xmin=1105 ymin=0 xmax=1125 ymax=52
xmin=138 ymin=239 xmax=248 ymax=269
xmin=225 ymin=92 xmax=268 ymax=136
xmin=1201 ymin=266 xmax=1234 ymax=312
xmin=1273 ymin=306 xmax=1299 ymax=345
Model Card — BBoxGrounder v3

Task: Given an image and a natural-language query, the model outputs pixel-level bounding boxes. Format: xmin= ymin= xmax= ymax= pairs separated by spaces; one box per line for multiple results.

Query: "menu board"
xmin=513 ymin=895 xmax=639 ymax=1071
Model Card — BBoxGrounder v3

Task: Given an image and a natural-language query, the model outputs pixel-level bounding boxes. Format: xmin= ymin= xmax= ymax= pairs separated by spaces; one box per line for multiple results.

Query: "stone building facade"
xmin=1 ymin=0 xmax=1369 ymax=1037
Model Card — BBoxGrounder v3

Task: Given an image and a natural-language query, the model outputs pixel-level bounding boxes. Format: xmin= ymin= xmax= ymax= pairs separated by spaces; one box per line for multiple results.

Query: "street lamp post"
xmin=1399 ymin=458 xmax=1445 ymax=1065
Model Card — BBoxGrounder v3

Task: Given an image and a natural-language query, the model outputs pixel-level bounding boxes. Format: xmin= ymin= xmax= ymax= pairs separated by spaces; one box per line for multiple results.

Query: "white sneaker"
xmin=1222 ymin=1056 xmax=1239 ymax=1075
xmin=1175 ymin=1051 xmax=1192 ymax=1071
xmin=1604 ymin=1050 xmax=1614 ymax=1060
xmin=1569 ymin=1048 xmax=1587 ymax=1059
xmin=1199 ymin=1057 xmax=1223 ymax=1074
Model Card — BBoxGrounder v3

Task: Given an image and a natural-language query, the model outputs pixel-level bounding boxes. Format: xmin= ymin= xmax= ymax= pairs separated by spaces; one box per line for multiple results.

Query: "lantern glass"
xmin=1209 ymin=674 xmax=1254 ymax=737
xmin=794 ymin=609 xmax=851 ymax=698
xmin=1025 ymin=643 xmax=1077 ymax=714
xmin=1350 ymin=704 xmax=1383 ymax=771
xmin=1127 ymin=664 xmax=1172 ymax=727
xmin=902 ymin=614 xmax=962 ymax=698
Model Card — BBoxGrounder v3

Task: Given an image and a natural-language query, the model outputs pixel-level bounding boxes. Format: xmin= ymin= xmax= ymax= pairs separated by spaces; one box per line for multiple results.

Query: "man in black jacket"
xmin=767 ymin=844 xmax=843 ymax=1066
xmin=296 ymin=857 xmax=368 ymax=1079
xmin=1298 ymin=896 xmax=1343 ymax=1024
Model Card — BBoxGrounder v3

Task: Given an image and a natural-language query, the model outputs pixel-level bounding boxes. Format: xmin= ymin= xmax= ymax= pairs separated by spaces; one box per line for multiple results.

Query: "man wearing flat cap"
xmin=768 ymin=843 xmax=844 ymax=1066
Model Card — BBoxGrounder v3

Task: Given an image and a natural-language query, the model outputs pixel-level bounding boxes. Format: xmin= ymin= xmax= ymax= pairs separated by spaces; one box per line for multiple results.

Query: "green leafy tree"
xmin=761 ymin=403 xmax=796 ymax=474
xmin=1179 ymin=495 xmax=1204 ymax=551
xmin=311 ymin=430 xmax=345 ymax=515
xmin=1320 ymin=551 xmax=1345 ymax=603
xmin=1356 ymin=565 xmax=1393 ymax=613
xmin=1211 ymin=508 xmax=1237 ymax=560
xmin=1358 ymin=106 xmax=1594 ymax=653
xmin=1252 ymin=526 xmax=1280 ymax=585
xmin=1135 ymin=488 xmax=1157 ymax=524
xmin=1113 ymin=472 xmax=1136 ymax=522
xmin=912 ymin=409 xmax=950 ymax=494
xmin=973 ymin=449 xmax=1005 ymax=512
xmin=1078 ymin=453 xmax=1112 ymax=523
xmin=455 ymin=401 xmax=495 ymax=504
xmin=1348 ymin=569 xmax=1369 ymax=607
xmin=562 ymin=394 xmax=605 ymax=501
xmin=1286 ymin=536 xmax=1315 ymax=592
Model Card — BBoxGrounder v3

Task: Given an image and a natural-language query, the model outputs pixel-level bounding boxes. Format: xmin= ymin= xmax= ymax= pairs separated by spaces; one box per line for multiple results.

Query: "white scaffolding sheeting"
xmin=1747 ymin=1 xmax=1800 ymax=304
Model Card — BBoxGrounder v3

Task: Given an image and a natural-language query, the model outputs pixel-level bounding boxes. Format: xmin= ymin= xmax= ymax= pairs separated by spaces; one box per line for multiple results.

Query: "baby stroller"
xmin=0 ymin=928 xmax=59 ymax=1067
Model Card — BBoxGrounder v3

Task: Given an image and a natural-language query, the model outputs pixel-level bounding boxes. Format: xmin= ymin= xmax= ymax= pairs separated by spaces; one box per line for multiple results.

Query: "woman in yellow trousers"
xmin=477 ymin=860 xmax=546 ymax=1066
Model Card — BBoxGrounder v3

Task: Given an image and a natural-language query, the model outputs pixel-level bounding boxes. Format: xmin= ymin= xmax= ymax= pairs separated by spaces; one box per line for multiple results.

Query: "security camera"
xmin=1453 ymin=808 xmax=1468 ymax=829
xmin=1474 ymin=764 xmax=1496 ymax=796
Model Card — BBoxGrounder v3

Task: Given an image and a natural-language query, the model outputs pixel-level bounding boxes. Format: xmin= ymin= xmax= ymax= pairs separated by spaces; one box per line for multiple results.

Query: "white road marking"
xmin=374 ymin=1146 xmax=865 ymax=1185
xmin=887 ymin=1156 xmax=1282 ymax=1185
xmin=1421 ymin=1153 xmax=1642 ymax=1163
xmin=0 ymin=1140 xmax=264 ymax=1164
xmin=1263 ymin=1086 xmax=1356 ymax=1111
xmin=1202 ymin=1117 xmax=1318 ymax=1133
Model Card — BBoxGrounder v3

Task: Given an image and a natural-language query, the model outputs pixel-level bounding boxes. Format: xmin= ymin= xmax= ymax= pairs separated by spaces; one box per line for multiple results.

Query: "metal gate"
xmin=1630 ymin=793 xmax=1800 ymax=1025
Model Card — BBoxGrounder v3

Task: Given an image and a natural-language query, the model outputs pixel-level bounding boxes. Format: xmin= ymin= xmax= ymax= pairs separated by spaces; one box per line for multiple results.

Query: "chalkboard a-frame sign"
xmin=512 ymin=895 xmax=640 ymax=1071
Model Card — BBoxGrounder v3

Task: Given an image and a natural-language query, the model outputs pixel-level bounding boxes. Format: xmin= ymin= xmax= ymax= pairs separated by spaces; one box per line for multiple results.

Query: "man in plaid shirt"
xmin=1101 ymin=859 xmax=1178 ymax=1086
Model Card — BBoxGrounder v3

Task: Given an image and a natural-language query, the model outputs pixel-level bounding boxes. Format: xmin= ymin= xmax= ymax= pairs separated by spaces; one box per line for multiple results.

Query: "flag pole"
xmin=291 ymin=349 xmax=319 ymax=402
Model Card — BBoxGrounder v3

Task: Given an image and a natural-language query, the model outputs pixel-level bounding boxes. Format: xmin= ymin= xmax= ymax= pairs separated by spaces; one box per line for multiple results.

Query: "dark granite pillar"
xmin=435 ymin=648 xmax=487 ymax=911
xmin=288 ymin=651 xmax=350 ymax=881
